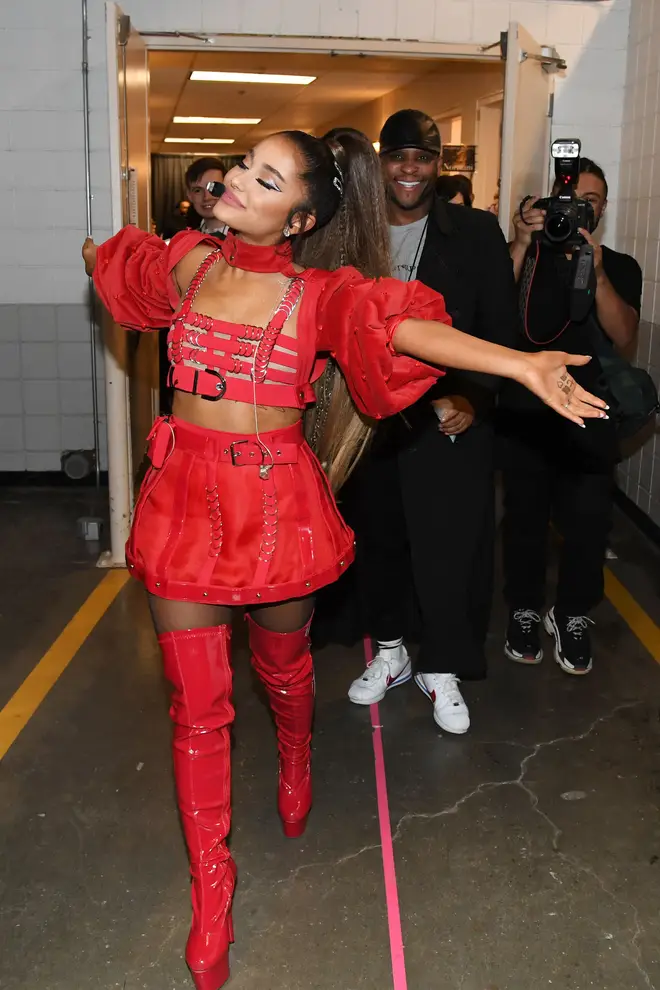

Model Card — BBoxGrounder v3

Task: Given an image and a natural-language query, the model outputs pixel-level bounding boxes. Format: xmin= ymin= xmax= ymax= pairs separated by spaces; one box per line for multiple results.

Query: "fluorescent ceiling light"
xmin=173 ymin=116 xmax=261 ymax=125
xmin=164 ymin=137 xmax=235 ymax=144
xmin=190 ymin=71 xmax=316 ymax=85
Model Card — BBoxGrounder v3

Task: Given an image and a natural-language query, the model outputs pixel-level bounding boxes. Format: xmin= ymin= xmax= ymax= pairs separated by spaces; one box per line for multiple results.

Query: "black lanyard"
xmin=407 ymin=215 xmax=429 ymax=282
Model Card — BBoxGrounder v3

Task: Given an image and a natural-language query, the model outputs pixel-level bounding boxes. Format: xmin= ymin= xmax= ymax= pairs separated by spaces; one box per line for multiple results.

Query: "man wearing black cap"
xmin=347 ymin=109 xmax=518 ymax=733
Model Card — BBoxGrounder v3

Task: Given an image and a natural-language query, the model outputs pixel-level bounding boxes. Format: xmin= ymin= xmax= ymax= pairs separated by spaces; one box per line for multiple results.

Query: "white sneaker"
xmin=414 ymin=673 xmax=470 ymax=734
xmin=348 ymin=643 xmax=412 ymax=705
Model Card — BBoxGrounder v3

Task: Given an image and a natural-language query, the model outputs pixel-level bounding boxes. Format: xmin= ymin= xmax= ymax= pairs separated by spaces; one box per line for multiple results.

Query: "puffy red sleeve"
xmin=93 ymin=227 xmax=217 ymax=331
xmin=313 ymin=267 xmax=448 ymax=419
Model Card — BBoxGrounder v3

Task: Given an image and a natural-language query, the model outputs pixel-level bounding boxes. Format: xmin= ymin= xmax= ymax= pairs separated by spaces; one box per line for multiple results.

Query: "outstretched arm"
xmin=82 ymin=228 xmax=216 ymax=331
xmin=315 ymin=268 xmax=606 ymax=424
xmin=392 ymin=318 xmax=608 ymax=427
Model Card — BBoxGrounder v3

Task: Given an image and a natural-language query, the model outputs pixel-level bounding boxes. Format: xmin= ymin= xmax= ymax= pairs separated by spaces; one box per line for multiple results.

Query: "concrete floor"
xmin=1 ymin=488 xmax=659 ymax=990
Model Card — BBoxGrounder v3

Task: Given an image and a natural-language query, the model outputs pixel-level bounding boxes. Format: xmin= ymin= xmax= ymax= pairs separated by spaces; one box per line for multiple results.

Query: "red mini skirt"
xmin=126 ymin=416 xmax=355 ymax=605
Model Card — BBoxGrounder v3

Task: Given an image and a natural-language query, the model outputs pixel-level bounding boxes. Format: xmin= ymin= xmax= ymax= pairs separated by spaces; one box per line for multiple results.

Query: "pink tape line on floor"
xmin=364 ymin=636 xmax=408 ymax=990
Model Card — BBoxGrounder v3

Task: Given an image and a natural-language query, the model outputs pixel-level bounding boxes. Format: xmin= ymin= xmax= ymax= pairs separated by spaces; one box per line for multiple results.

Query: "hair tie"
xmin=325 ymin=138 xmax=345 ymax=196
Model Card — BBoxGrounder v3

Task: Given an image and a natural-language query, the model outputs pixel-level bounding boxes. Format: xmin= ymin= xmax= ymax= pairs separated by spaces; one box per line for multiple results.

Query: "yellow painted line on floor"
xmin=605 ymin=567 xmax=660 ymax=664
xmin=0 ymin=561 xmax=656 ymax=761
xmin=0 ymin=570 xmax=129 ymax=760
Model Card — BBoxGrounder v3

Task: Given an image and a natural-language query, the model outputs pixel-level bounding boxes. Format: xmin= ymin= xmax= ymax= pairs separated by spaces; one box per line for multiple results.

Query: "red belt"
xmin=167 ymin=363 xmax=315 ymax=408
xmin=147 ymin=416 xmax=301 ymax=469
xmin=218 ymin=438 xmax=300 ymax=466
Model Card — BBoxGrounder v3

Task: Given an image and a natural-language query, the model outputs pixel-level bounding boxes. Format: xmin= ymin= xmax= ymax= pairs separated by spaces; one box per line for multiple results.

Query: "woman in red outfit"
xmin=84 ymin=129 xmax=606 ymax=990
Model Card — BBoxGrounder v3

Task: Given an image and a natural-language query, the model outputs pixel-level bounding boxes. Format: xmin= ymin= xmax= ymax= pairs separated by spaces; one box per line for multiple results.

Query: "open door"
xmin=474 ymin=91 xmax=503 ymax=210
xmin=116 ymin=10 xmax=157 ymax=494
xmin=101 ymin=2 xmax=153 ymax=566
xmin=498 ymin=24 xmax=556 ymax=240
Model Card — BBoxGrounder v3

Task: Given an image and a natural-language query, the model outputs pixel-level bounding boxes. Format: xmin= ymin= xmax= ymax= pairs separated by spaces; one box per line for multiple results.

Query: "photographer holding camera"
xmin=499 ymin=144 xmax=642 ymax=675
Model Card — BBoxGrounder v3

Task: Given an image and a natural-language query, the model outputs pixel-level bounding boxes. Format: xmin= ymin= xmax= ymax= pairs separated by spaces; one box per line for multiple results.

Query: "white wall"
xmin=0 ymin=0 xmax=632 ymax=472
xmin=616 ymin=0 xmax=660 ymax=525
xmin=319 ymin=62 xmax=505 ymax=144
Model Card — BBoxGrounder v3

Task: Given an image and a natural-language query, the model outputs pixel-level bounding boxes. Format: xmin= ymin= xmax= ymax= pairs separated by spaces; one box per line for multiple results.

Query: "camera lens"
xmin=545 ymin=212 xmax=573 ymax=244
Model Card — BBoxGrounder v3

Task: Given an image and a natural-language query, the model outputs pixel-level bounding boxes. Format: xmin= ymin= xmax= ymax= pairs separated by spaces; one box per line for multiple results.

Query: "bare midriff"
xmin=173 ymin=393 xmax=302 ymax=434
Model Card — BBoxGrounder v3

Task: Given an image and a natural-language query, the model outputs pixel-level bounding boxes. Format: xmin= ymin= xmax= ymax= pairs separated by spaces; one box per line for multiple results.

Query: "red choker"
xmin=221 ymin=231 xmax=297 ymax=275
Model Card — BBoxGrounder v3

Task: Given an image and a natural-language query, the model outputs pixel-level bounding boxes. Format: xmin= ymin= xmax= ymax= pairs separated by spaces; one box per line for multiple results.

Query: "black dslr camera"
xmin=531 ymin=139 xmax=595 ymax=250
xmin=521 ymin=139 xmax=598 ymax=322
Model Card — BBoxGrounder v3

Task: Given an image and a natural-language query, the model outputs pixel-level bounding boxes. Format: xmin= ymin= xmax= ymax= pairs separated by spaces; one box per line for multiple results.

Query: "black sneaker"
xmin=504 ymin=609 xmax=543 ymax=664
xmin=544 ymin=607 xmax=594 ymax=675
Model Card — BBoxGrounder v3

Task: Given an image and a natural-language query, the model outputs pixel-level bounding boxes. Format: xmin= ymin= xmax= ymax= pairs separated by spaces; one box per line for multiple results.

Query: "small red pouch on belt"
xmin=146 ymin=417 xmax=174 ymax=469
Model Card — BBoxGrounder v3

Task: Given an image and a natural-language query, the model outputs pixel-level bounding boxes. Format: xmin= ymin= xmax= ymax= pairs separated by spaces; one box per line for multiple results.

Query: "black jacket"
xmin=410 ymin=196 xmax=519 ymax=419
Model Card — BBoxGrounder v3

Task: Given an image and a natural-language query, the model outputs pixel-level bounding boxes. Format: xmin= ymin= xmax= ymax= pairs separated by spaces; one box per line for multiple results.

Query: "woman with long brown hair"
xmin=83 ymin=127 xmax=606 ymax=990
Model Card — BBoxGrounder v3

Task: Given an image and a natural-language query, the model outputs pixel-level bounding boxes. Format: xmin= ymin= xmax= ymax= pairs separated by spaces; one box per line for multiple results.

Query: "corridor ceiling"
xmin=149 ymin=50 xmax=475 ymax=153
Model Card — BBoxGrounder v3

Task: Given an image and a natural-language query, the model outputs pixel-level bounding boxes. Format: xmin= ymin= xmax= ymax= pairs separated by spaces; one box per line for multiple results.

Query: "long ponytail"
xmin=285 ymin=127 xmax=392 ymax=492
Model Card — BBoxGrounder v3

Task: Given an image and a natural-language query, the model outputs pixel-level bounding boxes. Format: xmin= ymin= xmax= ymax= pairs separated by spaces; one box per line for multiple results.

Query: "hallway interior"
xmin=1 ymin=488 xmax=659 ymax=990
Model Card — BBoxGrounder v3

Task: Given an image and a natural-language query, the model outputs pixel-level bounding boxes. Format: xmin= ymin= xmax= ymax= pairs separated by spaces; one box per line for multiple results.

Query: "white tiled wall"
xmin=617 ymin=0 xmax=660 ymax=527
xmin=0 ymin=303 xmax=106 ymax=472
xmin=0 ymin=0 xmax=632 ymax=473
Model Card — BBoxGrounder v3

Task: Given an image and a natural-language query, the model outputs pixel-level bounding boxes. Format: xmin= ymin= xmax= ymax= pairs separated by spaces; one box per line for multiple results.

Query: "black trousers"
xmin=498 ymin=409 xmax=615 ymax=615
xmin=353 ymin=418 xmax=495 ymax=678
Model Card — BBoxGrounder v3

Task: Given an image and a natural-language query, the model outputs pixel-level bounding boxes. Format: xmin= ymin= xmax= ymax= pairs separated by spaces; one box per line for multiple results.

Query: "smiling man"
xmin=185 ymin=157 xmax=228 ymax=235
xmin=382 ymin=110 xmax=443 ymax=277
xmin=347 ymin=109 xmax=518 ymax=735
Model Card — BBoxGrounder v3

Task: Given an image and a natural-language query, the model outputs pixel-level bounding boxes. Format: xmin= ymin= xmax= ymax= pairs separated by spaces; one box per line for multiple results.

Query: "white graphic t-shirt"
xmin=389 ymin=215 xmax=428 ymax=282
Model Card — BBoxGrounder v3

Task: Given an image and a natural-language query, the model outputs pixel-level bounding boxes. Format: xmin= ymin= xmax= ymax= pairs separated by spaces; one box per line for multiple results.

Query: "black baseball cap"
xmin=379 ymin=109 xmax=441 ymax=156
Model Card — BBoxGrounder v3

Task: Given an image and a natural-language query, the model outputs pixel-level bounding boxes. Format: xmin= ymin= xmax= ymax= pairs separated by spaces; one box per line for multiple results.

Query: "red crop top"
xmin=167 ymin=247 xmax=314 ymax=409
xmin=93 ymin=227 xmax=449 ymax=420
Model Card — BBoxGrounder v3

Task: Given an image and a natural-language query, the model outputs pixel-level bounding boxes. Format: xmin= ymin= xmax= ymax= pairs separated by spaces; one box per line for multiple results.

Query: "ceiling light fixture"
xmin=164 ymin=137 xmax=235 ymax=144
xmin=190 ymin=71 xmax=316 ymax=85
xmin=173 ymin=116 xmax=262 ymax=125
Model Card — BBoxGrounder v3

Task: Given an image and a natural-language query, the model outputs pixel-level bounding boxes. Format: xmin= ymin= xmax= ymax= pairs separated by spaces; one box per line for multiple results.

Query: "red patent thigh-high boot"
xmin=158 ymin=626 xmax=236 ymax=990
xmin=246 ymin=616 xmax=314 ymax=838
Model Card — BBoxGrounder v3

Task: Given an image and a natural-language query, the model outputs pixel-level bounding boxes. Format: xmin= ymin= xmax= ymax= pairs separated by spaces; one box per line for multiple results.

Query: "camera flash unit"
xmin=552 ymin=139 xmax=580 ymax=160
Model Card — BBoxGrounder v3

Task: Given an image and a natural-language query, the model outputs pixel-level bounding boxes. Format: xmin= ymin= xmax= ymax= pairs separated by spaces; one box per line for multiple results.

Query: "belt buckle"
xmin=229 ymin=440 xmax=254 ymax=465
xmin=229 ymin=441 xmax=273 ymax=476
xmin=200 ymin=367 xmax=227 ymax=402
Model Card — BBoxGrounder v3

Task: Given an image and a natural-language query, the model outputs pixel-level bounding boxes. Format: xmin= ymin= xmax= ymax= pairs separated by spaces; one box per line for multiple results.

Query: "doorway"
xmin=147 ymin=50 xmax=507 ymax=240
xmin=103 ymin=7 xmax=557 ymax=562
xmin=435 ymin=112 xmax=463 ymax=147
xmin=474 ymin=91 xmax=503 ymax=210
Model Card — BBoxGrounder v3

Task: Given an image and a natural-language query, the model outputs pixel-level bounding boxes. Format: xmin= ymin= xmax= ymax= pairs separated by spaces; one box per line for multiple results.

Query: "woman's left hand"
xmin=82 ymin=237 xmax=98 ymax=277
xmin=518 ymin=352 xmax=609 ymax=427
